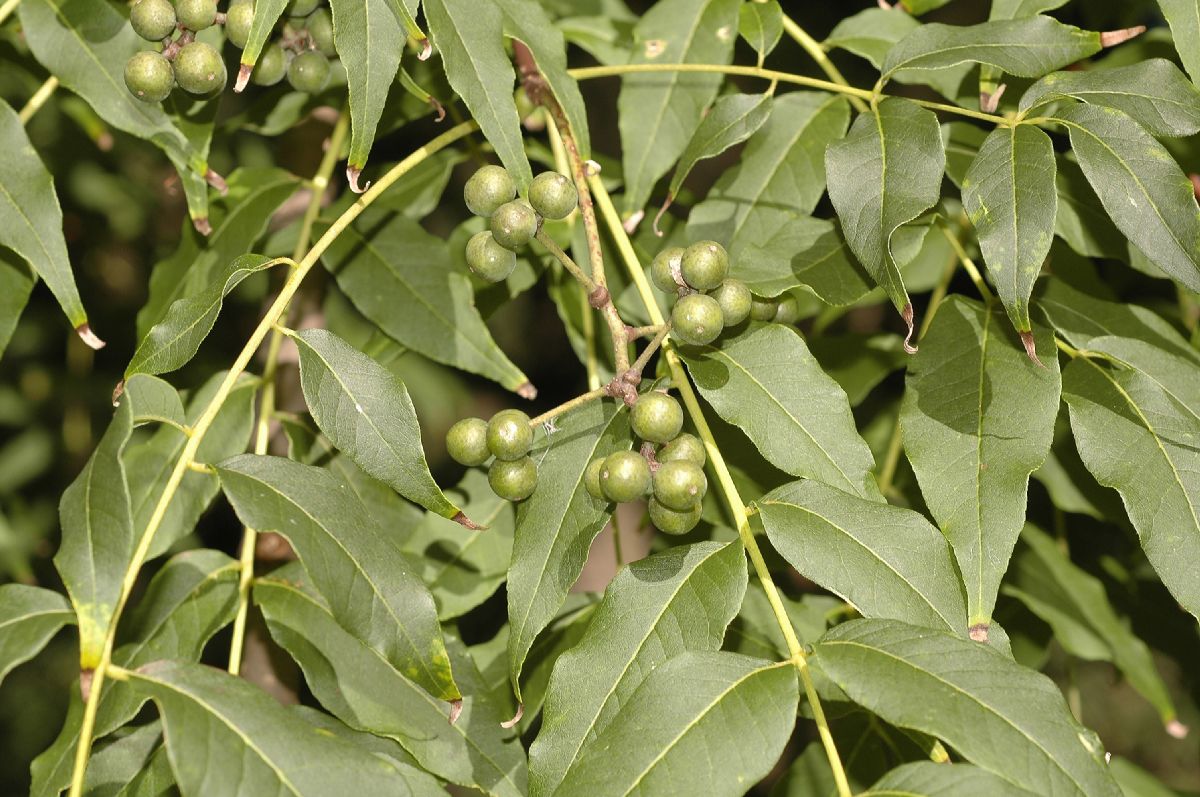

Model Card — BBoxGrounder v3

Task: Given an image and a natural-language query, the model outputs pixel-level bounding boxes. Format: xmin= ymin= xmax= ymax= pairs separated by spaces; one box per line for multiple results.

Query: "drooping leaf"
xmin=962 ymin=124 xmax=1057 ymax=335
xmin=862 ymin=762 xmax=1040 ymax=796
xmin=666 ymin=92 xmax=773 ymax=204
xmin=681 ymin=324 xmax=882 ymax=501
xmin=0 ymin=584 xmax=74 ymax=689
xmin=530 ymin=541 xmax=747 ymax=796
xmin=291 ymin=327 xmax=461 ymax=519
xmin=425 ymin=0 xmax=532 ymax=188
xmin=0 ymin=252 xmax=34 ymax=361
xmin=738 ymin=0 xmax=783 ymax=59
xmin=216 ymin=454 xmax=460 ymax=701
xmin=735 ymin=216 xmax=873 ymax=305
xmin=816 ymin=619 xmax=1123 ymax=797
xmin=826 ymin=97 xmax=945 ymax=337
xmin=111 ymin=743 xmax=174 ymax=797
xmin=809 ymin=333 xmax=908 ymax=407
xmin=1052 ymin=156 xmax=1133 ymax=262
xmin=507 ymin=399 xmax=629 ymax=699
xmin=235 ymin=0 xmax=288 ymax=84
xmin=555 ymin=652 xmax=797 ymax=797
xmin=1086 ymin=336 xmax=1200 ymax=419
xmin=81 ymin=722 xmax=165 ymax=797
xmin=617 ymin=0 xmax=740 ymax=216
xmin=901 ymin=297 xmax=1059 ymax=628
xmin=1052 ymin=104 xmax=1200 ymax=294
xmin=758 ymin=480 xmax=967 ymax=634
xmin=1157 ymin=0 xmax=1200 ymax=83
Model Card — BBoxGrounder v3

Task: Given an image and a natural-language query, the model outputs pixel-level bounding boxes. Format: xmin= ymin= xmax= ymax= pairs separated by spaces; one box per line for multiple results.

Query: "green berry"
xmin=651 ymin=247 xmax=684 ymax=293
xmin=528 ymin=171 xmax=577 ymax=220
xmin=173 ymin=41 xmax=226 ymax=95
xmin=630 ymin=391 xmax=683 ymax=444
xmin=749 ymin=294 xmax=778 ymax=322
xmin=446 ymin=418 xmax=490 ymax=467
xmin=465 ymin=231 xmax=517 ymax=282
xmin=599 ymin=451 xmax=651 ymax=503
xmin=710 ymin=279 xmax=751 ymax=326
xmin=489 ymin=457 xmax=537 ymax=502
xmin=584 ymin=457 xmax=606 ymax=500
xmin=130 ymin=0 xmax=177 ymax=41
xmin=465 ymin=165 xmax=517 ymax=217
xmin=251 ymin=42 xmax=288 ymax=86
xmin=286 ymin=0 xmax=320 ymax=16
xmin=649 ymin=497 xmax=702 ymax=535
xmin=487 ymin=409 xmax=533 ymax=461
xmin=489 ymin=201 xmax=538 ymax=250
xmin=288 ymin=50 xmax=331 ymax=93
xmin=658 ymin=433 xmax=706 ymax=467
xmin=306 ymin=8 xmax=336 ymax=56
xmin=225 ymin=1 xmax=254 ymax=48
xmin=175 ymin=0 xmax=217 ymax=31
xmin=773 ymin=294 xmax=800 ymax=325
xmin=671 ymin=293 xmax=724 ymax=346
xmin=652 ymin=460 xmax=707 ymax=511
xmin=124 ymin=51 xmax=175 ymax=103
xmin=680 ymin=240 xmax=729 ymax=291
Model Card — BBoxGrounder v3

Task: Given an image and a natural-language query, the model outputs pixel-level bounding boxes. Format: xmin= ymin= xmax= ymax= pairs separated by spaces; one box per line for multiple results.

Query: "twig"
xmin=779 ymin=13 xmax=868 ymax=113
xmin=536 ymin=229 xmax=597 ymax=295
xmin=18 ymin=76 xmax=58 ymax=125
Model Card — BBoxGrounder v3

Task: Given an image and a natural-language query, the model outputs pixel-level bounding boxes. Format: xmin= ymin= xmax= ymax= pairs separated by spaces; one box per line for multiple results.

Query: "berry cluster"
xmin=463 ymin=165 xmax=579 ymax=282
xmin=446 ymin=410 xmax=539 ymax=502
xmin=228 ymin=0 xmax=336 ymax=92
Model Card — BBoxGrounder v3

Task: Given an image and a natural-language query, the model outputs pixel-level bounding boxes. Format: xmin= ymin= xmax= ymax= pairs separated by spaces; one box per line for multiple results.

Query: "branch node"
xmin=588 ymin=286 xmax=610 ymax=308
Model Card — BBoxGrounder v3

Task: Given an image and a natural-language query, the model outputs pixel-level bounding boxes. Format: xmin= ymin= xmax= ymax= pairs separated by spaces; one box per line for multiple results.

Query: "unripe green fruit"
xmin=465 ymin=165 xmax=516 ymax=217
xmin=630 ymin=391 xmax=683 ymax=444
xmin=680 ymin=240 xmax=729 ymax=291
xmin=773 ymin=293 xmax=800 ymax=325
xmin=446 ymin=418 xmax=490 ymax=466
xmin=124 ymin=51 xmax=175 ymax=103
xmin=490 ymin=201 xmax=538 ymax=250
xmin=600 ymin=451 xmax=651 ymax=503
xmin=749 ymin=294 xmax=778 ymax=322
xmin=174 ymin=41 xmax=226 ymax=95
xmin=287 ymin=0 xmax=320 ymax=16
xmin=651 ymin=246 xmax=685 ymax=293
xmin=489 ymin=457 xmax=537 ymax=502
xmin=653 ymin=460 xmax=707 ymax=511
xmin=465 ymin=231 xmax=517 ymax=282
xmin=306 ymin=8 xmax=336 ymax=56
xmin=251 ymin=42 xmax=288 ymax=86
xmin=528 ymin=171 xmax=577 ymax=220
xmin=584 ymin=457 xmax=606 ymax=500
xmin=710 ymin=279 xmax=751 ymax=326
xmin=487 ymin=409 xmax=533 ymax=461
xmin=649 ymin=497 xmax=702 ymax=535
xmin=175 ymin=0 xmax=217 ymax=31
xmin=225 ymin=1 xmax=254 ymax=48
xmin=671 ymin=293 xmax=724 ymax=346
xmin=288 ymin=50 xmax=331 ymax=93
xmin=130 ymin=0 xmax=177 ymax=41
xmin=658 ymin=432 xmax=706 ymax=467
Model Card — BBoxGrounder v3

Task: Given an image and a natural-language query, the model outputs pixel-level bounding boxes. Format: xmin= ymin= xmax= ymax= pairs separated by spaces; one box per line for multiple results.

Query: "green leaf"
xmin=962 ymin=125 xmax=1057 ymax=335
xmin=0 ymin=584 xmax=73 ymax=689
xmin=738 ymin=0 xmax=783 ymax=59
xmin=234 ymin=0 xmax=288 ymax=82
xmin=1052 ymin=104 xmax=1200 ymax=294
xmin=216 ymin=454 xmax=460 ymax=701
xmin=124 ymin=659 xmax=426 ymax=796
xmin=255 ymin=572 xmax=527 ymax=797
xmin=758 ymin=480 xmax=967 ymax=634
xmin=1086 ymin=336 xmax=1200 ymax=419
xmin=1061 ymin=357 xmax=1200 ymax=620
xmin=736 ymin=217 xmax=872 ymax=305
xmin=681 ymin=324 xmax=882 ymax=501
xmin=901 ymin=0 xmax=955 ymax=12
xmin=0 ymin=101 xmax=90 ymax=337
xmin=825 ymin=8 xmax=920 ymax=68
xmin=111 ymin=743 xmax=174 ymax=797
xmin=555 ymin=652 xmax=797 ymax=797
xmin=1020 ymin=60 xmax=1200 ymax=137
xmin=1157 ymin=0 xmax=1200 ymax=83
xmin=667 ymin=93 xmax=773 ymax=202
xmin=617 ymin=0 xmax=740 ymax=216
xmin=320 ymin=214 xmax=530 ymax=394
xmin=826 ymin=97 xmax=944 ymax=338
xmin=901 ymin=297 xmax=1060 ymax=627
xmin=990 ymin=0 xmax=1070 ymax=19
xmin=862 ymin=762 xmax=1039 ymax=796
xmin=0 ymin=252 xmax=34 ymax=361
xmin=81 ymin=722 xmax=165 ymax=797
xmin=1052 ymin=156 xmax=1133 ymax=261
xmin=688 ymin=92 xmax=849 ymax=255
xmin=881 ymin=17 xmax=1102 ymax=80
xmin=809 ymin=333 xmax=907 ymax=407
xmin=816 ymin=618 xmax=1123 ymax=797
xmin=425 ymin=0 xmax=532 ymax=189
xmin=1006 ymin=525 xmax=1178 ymax=727
xmin=291 ymin=327 xmax=461 ymax=520
xmin=529 ymin=541 xmax=747 ymax=796
xmin=507 ymin=399 xmax=630 ymax=699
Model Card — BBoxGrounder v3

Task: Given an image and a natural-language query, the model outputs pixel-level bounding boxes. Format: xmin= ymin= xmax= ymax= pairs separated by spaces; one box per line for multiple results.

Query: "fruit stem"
xmin=937 ymin=218 xmax=994 ymax=303
xmin=589 ymin=174 xmax=853 ymax=797
xmin=628 ymin=323 xmax=671 ymax=376
xmin=64 ymin=119 xmax=479 ymax=797
xmin=535 ymin=229 xmax=597 ymax=294
xmin=527 ymin=385 xmax=611 ymax=428
xmin=779 ymin=13 xmax=868 ymax=114
xmin=18 ymin=76 xmax=58 ymax=125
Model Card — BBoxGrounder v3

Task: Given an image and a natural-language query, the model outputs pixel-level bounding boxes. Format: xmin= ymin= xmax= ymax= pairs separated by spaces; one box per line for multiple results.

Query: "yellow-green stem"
xmin=66 ymin=119 xmax=478 ymax=797
xmin=938 ymin=220 xmax=994 ymax=302
xmin=0 ymin=0 xmax=18 ymax=27
xmin=588 ymin=174 xmax=853 ymax=797
xmin=18 ymin=76 xmax=58 ymax=125
xmin=528 ymin=385 xmax=612 ymax=428
xmin=780 ymin=13 xmax=867 ymax=113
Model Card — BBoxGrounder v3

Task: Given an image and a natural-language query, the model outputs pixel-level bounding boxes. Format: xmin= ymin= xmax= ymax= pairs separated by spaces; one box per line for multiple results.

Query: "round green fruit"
xmin=487 ymin=409 xmax=533 ymax=461
xmin=652 ymin=460 xmax=707 ymax=511
xmin=446 ymin=418 xmax=490 ymax=467
xmin=680 ymin=240 xmax=728 ymax=291
xmin=584 ymin=457 xmax=606 ymax=500
xmin=175 ymin=0 xmax=217 ymax=31
xmin=251 ymin=42 xmax=288 ymax=86
xmin=286 ymin=0 xmax=320 ymax=16
xmin=464 ymin=165 xmax=516 ymax=217
xmin=649 ymin=497 xmax=702 ymax=535
xmin=671 ymin=293 xmax=724 ymax=346
xmin=465 ymin=231 xmax=517 ymax=283
xmin=490 ymin=201 xmax=538 ymax=250
xmin=528 ymin=171 xmax=577 ymax=220
xmin=774 ymin=293 xmax=800 ymax=325
xmin=710 ymin=279 xmax=751 ymax=326
xmin=651 ymin=246 xmax=685 ymax=293
xmin=124 ymin=51 xmax=175 ymax=103
xmin=176 ymin=42 xmax=227 ymax=94
xmin=657 ymin=433 xmax=706 ymax=467
xmin=630 ymin=391 xmax=683 ymax=444
xmin=225 ymin=1 xmax=254 ymax=48
xmin=749 ymin=294 xmax=778 ymax=322
xmin=489 ymin=457 xmax=537 ymax=502
xmin=306 ymin=8 xmax=336 ymax=56
xmin=599 ymin=451 xmax=651 ymax=503
xmin=130 ymin=0 xmax=177 ymax=41
xmin=287 ymin=50 xmax=330 ymax=93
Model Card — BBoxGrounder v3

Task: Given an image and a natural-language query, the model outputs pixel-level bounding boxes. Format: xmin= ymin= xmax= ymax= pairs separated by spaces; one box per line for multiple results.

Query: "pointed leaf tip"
xmin=453 ymin=511 xmax=484 ymax=530
xmin=1019 ymin=330 xmax=1044 ymax=367
xmin=205 ymin=169 xmax=228 ymax=195
xmin=623 ymin=209 xmax=644 ymax=235
xmin=234 ymin=64 xmax=252 ymax=93
xmin=500 ymin=703 xmax=524 ymax=728
xmin=1167 ymin=720 xmax=1189 ymax=739
xmin=346 ymin=166 xmax=371 ymax=194
xmin=902 ymin=303 xmax=918 ymax=354
xmin=517 ymin=381 xmax=538 ymax=400
xmin=968 ymin=623 xmax=989 ymax=642
xmin=448 ymin=698 xmax=463 ymax=725
xmin=192 ymin=217 xmax=212 ymax=236
xmin=1101 ymin=26 xmax=1145 ymax=47
xmin=418 ymin=38 xmax=432 ymax=60
xmin=652 ymin=196 xmax=672 ymax=237
xmin=980 ymin=84 xmax=1006 ymax=113
xmin=76 ymin=323 xmax=106 ymax=350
